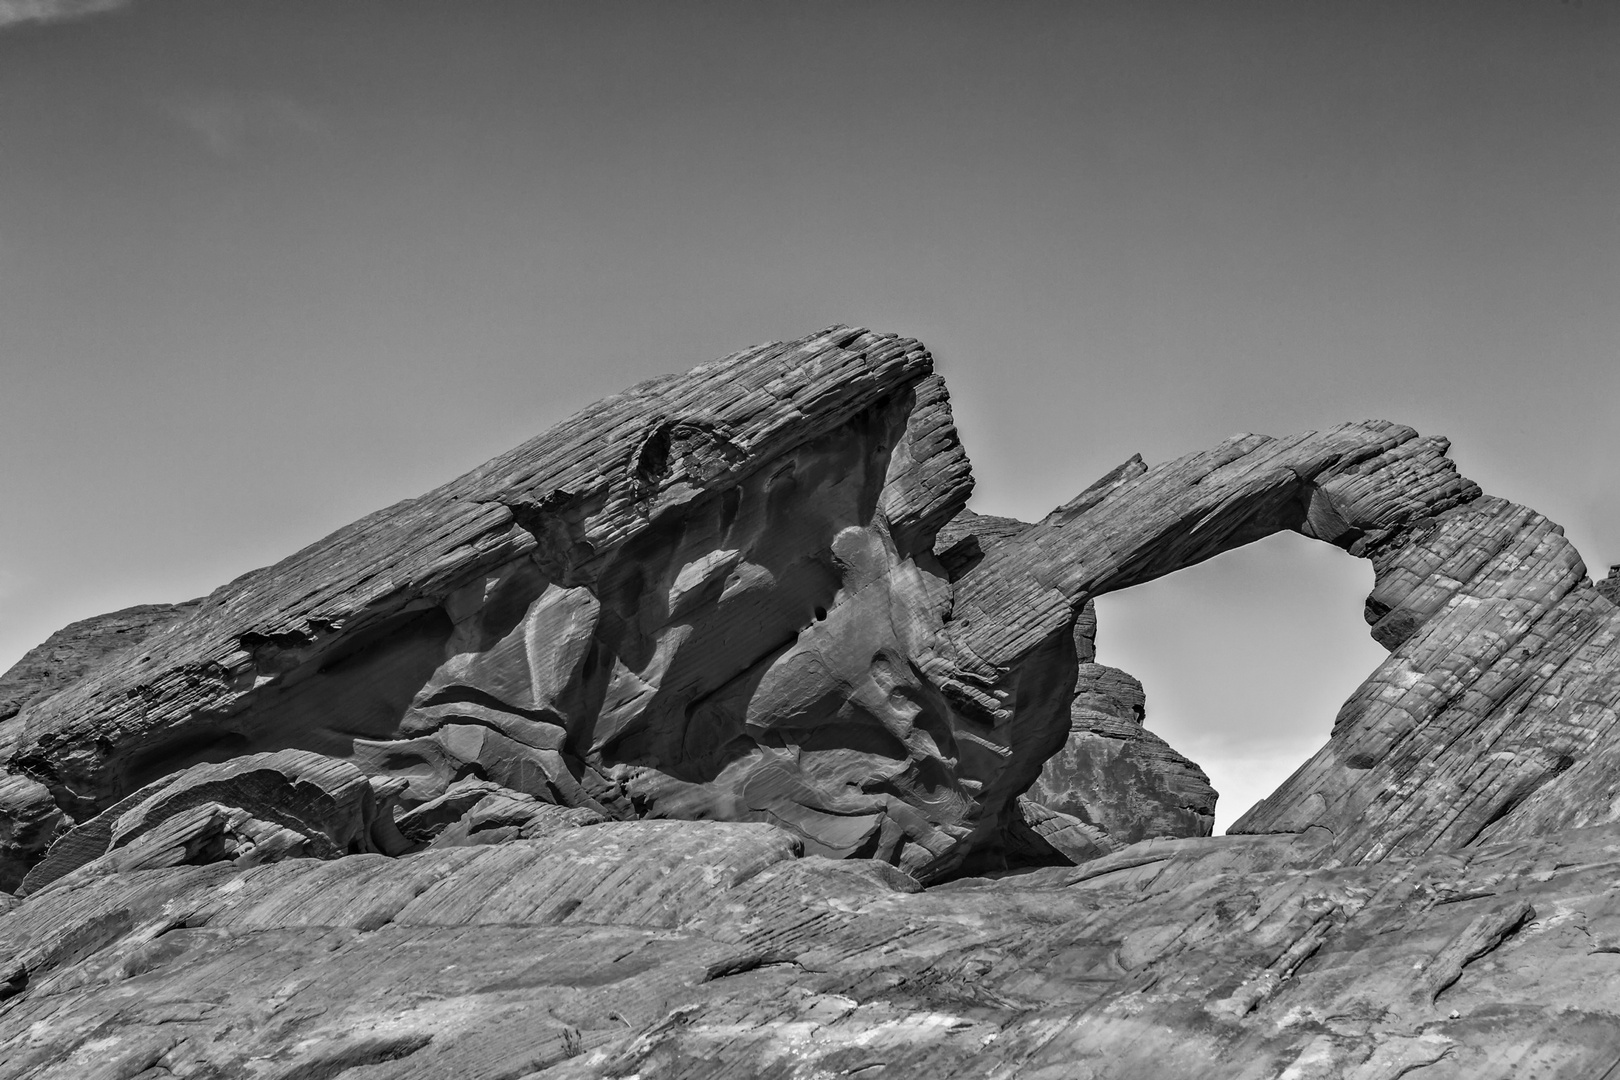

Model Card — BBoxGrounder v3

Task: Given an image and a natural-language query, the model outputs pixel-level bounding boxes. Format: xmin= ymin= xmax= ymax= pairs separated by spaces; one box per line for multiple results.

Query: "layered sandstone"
xmin=0 ymin=601 xmax=198 ymax=723
xmin=4 ymin=816 xmax=1620 ymax=1077
xmin=1 ymin=326 xmax=1618 ymax=1076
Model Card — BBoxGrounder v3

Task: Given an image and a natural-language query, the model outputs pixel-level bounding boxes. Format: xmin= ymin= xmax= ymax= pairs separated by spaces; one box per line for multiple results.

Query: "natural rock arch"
xmin=942 ymin=417 xmax=1617 ymax=867
xmin=1 ymin=326 xmax=1615 ymax=889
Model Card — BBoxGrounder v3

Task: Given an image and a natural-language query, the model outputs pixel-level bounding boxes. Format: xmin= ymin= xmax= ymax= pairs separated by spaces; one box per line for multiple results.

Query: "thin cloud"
xmin=0 ymin=0 xmax=133 ymax=30
xmin=162 ymin=92 xmax=328 ymax=158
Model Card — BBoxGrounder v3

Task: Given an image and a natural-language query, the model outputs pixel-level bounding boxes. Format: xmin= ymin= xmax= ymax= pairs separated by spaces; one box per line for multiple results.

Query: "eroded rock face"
xmin=4 ymin=817 xmax=1620 ymax=1077
xmin=0 ymin=329 xmax=1020 ymax=882
xmin=19 ymin=749 xmax=410 ymax=896
xmin=1 ymin=325 xmax=1619 ymax=1075
xmin=935 ymin=510 xmax=1216 ymax=855
xmin=2 ymin=327 xmax=1614 ymax=888
xmin=0 ymin=601 xmax=199 ymax=723
xmin=943 ymin=421 xmax=1619 ymax=865
xmin=1028 ymin=663 xmax=1217 ymax=845
xmin=1597 ymin=564 xmax=1620 ymax=606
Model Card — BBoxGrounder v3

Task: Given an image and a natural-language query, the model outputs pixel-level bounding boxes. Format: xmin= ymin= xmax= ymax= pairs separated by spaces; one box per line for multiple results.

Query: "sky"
xmin=2 ymin=0 xmax=1616 ymax=830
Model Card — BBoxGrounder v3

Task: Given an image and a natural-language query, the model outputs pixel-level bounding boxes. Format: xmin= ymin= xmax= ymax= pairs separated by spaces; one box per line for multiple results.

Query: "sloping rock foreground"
xmin=4 ymin=818 xmax=1620 ymax=1077
xmin=1 ymin=325 xmax=1618 ymax=1075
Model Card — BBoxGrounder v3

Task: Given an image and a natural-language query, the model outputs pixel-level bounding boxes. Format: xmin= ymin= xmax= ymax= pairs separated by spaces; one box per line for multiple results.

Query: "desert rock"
xmin=2 ymin=817 xmax=1619 ymax=1076
xmin=0 ymin=601 xmax=198 ymax=723
xmin=1 ymin=326 xmax=1618 ymax=1075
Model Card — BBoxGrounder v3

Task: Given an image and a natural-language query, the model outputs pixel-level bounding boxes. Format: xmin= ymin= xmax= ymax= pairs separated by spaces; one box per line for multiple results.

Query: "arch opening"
xmin=1091 ymin=531 xmax=1386 ymax=834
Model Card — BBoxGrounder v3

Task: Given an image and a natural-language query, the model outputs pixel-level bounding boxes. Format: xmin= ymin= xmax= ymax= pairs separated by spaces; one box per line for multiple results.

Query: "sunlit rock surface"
xmin=2 ymin=325 xmax=1619 ymax=1075
xmin=5 ymin=818 xmax=1620 ymax=1077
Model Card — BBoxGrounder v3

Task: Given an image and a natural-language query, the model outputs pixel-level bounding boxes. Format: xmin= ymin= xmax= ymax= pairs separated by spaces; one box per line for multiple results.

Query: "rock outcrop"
xmin=4 ymin=816 xmax=1620 ymax=1077
xmin=934 ymin=510 xmax=1217 ymax=854
xmin=0 ymin=601 xmax=198 ymax=723
xmin=1597 ymin=563 xmax=1620 ymax=606
xmin=1 ymin=325 xmax=1618 ymax=1076
xmin=0 ymin=328 xmax=998 ymax=883
xmin=1027 ymin=663 xmax=1216 ymax=845
xmin=18 ymin=749 xmax=410 ymax=896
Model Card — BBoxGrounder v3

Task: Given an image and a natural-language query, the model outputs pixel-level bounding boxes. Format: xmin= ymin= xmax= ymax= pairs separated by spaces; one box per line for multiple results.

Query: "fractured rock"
xmin=3 ymin=816 xmax=1620 ymax=1077
xmin=395 ymin=776 xmax=606 ymax=848
xmin=1597 ymin=564 xmax=1620 ymax=606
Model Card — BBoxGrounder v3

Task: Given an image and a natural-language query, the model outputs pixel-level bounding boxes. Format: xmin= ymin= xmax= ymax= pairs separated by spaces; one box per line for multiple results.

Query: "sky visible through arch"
xmin=1 ymin=1 xmax=1615 ymax=830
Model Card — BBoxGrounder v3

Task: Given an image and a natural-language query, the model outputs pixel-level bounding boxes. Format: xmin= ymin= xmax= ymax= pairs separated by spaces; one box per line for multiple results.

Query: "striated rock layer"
xmin=4 ymin=817 xmax=1620 ymax=1077
xmin=0 ymin=601 xmax=198 ymax=723
xmin=2 ymin=328 xmax=1615 ymax=882
xmin=2 ymin=325 xmax=1619 ymax=1075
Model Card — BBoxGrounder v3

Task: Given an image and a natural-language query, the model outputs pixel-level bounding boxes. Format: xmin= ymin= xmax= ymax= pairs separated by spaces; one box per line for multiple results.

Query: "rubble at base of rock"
xmin=1 ymin=325 xmax=1617 ymax=1077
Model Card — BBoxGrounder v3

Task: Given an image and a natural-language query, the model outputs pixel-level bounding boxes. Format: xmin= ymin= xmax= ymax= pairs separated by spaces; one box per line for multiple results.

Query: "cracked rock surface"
xmin=1 ymin=325 xmax=1618 ymax=1075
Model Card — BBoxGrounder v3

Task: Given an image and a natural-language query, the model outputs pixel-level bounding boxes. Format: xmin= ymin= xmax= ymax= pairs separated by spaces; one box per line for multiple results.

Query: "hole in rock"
xmin=1092 ymin=532 xmax=1386 ymax=834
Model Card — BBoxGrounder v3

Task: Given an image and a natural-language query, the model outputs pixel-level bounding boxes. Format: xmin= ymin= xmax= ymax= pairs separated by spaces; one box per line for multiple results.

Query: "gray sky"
xmin=2 ymin=0 xmax=1616 ymax=829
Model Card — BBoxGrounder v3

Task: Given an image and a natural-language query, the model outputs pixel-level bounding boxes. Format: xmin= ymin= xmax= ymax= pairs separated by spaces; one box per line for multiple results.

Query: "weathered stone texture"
xmin=0 ymin=601 xmax=199 ymax=723
xmin=1027 ymin=663 xmax=1216 ymax=845
xmin=1597 ymin=564 xmax=1620 ymax=606
xmin=18 ymin=749 xmax=411 ymax=897
xmin=5 ymin=818 xmax=1620 ymax=1078
xmin=0 ymin=328 xmax=1011 ymax=882
xmin=1 ymin=326 xmax=1618 ymax=1075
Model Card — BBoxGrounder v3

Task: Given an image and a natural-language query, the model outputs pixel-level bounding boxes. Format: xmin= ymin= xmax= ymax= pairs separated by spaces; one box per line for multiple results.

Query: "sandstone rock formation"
xmin=1026 ymin=663 xmax=1216 ymax=846
xmin=1 ymin=325 xmax=1617 ymax=1076
xmin=18 ymin=749 xmax=411 ymax=897
xmin=0 ymin=601 xmax=198 ymax=723
xmin=1597 ymin=563 xmax=1620 ymax=606
xmin=4 ymin=815 xmax=1620 ymax=1077
xmin=1 ymin=328 xmax=993 ymax=884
